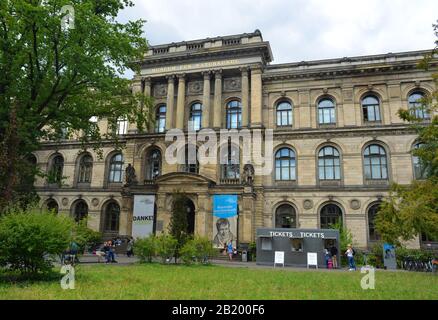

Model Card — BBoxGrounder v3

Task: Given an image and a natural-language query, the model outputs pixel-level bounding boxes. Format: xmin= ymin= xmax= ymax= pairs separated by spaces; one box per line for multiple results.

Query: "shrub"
xmin=367 ymin=242 xmax=384 ymax=268
xmin=180 ymin=237 xmax=215 ymax=265
xmin=134 ymin=236 xmax=157 ymax=263
xmin=0 ymin=210 xmax=74 ymax=274
xmin=73 ymin=219 xmax=102 ymax=253
xmin=155 ymin=234 xmax=177 ymax=264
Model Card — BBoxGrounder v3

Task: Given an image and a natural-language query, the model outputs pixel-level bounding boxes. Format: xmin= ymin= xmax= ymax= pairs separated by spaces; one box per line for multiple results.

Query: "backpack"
xmin=353 ymin=248 xmax=356 ymax=256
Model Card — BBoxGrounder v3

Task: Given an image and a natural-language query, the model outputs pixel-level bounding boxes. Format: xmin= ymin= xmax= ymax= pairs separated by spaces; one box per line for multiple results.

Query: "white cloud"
xmin=119 ymin=0 xmax=438 ymax=64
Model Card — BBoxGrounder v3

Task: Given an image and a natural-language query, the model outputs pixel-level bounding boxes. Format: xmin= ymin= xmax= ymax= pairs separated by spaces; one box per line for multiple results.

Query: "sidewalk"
xmin=75 ymin=254 xmax=376 ymax=272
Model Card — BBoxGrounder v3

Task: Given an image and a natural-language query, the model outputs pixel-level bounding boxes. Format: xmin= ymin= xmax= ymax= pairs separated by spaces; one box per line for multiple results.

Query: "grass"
xmin=0 ymin=263 xmax=437 ymax=300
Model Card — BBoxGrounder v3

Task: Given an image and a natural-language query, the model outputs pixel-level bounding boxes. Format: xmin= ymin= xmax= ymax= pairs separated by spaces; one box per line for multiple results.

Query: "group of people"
xmin=323 ymin=244 xmax=339 ymax=269
xmin=324 ymin=243 xmax=357 ymax=270
xmin=94 ymin=237 xmax=135 ymax=263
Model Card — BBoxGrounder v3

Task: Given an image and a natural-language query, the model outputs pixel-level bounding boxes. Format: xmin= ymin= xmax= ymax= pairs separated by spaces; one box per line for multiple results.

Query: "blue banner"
xmin=213 ymin=195 xmax=238 ymax=218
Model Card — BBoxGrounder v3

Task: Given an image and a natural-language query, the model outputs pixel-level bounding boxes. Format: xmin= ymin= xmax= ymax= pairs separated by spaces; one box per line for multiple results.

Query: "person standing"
xmin=330 ymin=244 xmax=338 ymax=269
xmin=345 ymin=244 xmax=356 ymax=271
xmin=227 ymin=242 xmax=233 ymax=261
xmin=126 ymin=237 xmax=134 ymax=257
xmin=324 ymin=248 xmax=331 ymax=268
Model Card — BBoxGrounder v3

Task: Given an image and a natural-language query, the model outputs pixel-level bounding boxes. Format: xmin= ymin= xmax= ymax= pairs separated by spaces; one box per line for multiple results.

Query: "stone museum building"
xmin=33 ymin=30 xmax=437 ymax=249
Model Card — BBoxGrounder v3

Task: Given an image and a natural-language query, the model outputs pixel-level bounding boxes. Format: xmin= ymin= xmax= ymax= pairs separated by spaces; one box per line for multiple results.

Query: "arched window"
xmin=226 ymin=100 xmax=242 ymax=129
xmin=46 ymin=199 xmax=59 ymax=214
xmin=318 ymin=98 xmax=336 ymax=124
xmin=155 ymin=105 xmax=166 ymax=133
xmin=275 ymin=148 xmax=296 ymax=181
xmin=116 ymin=117 xmax=128 ymax=135
xmin=73 ymin=200 xmax=88 ymax=222
xmin=108 ymin=153 xmax=124 ymax=183
xmin=78 ymin=154 xmax=93 ymax=183
xmin=318 ymin=146 xmax=341 ymax=180
xmin=368 ymin=203 xmax=381 ymax=241
xmin=104 ymin=202 xmax=120 ymax=232
xmin=412 ymin=143 xmax=427 ymax=180
xmin=181 ymin=145 xmax=198 ymax=174
xmin=276 ymin=101 xmax=292 ymax=127
xmin=364 ymin=145 xmax=388 ymax=180
xmin=408 ymin=92 xmax=429 ymax=120
xmin=275 ymin=204 xmax=297 ymax=228
xmin=189 ymin=103 xmax=202 ymax=131
xmin=362 ymin=95 xmax=381 ymax=122
xmin=220 ymin=142 xmax=240 ymax=179
xmin=320 ymin=204 xmax=343 ymax=229
xmin=145 ymin=149 xmax=161 ymax=180
xmin=50 ymin=155 xmax=64 ymax=184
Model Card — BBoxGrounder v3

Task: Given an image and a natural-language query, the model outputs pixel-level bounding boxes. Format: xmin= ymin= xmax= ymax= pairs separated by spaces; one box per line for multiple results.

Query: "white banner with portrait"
xmin=132 ymin=195 xmax=155 ymax=239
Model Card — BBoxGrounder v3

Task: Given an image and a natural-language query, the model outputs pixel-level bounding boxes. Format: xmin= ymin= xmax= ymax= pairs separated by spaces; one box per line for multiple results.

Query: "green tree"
xmin=168 ymin=191 xmax=190 ymax=263
xmin=0 ymin=0 xmax=152 ymax=211
xmin=375 ymin=21 xmax=438 ymax=245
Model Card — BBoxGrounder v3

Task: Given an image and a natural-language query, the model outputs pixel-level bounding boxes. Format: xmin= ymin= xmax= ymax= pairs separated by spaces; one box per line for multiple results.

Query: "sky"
xmin=118 ymin=0 xmax=438 ymax=65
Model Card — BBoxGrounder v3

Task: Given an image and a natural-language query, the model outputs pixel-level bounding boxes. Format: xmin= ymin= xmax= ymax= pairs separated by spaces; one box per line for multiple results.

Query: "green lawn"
xmin=1 ymin=264 xmax=437 ymax=300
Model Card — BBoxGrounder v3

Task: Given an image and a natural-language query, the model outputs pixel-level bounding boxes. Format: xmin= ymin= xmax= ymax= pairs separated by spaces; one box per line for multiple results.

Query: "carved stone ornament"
xmin=224 ymin=77 xmax=241 ymax=92
xmin=62 ymin=198 xmax=69 ymax=206
xmin=303 ymin=199 xmax=313 ymax=210
xmin=153 ymin=84 xmax=167 ymax=97
xmin=188 ymin=81 xmax=203 ymax=94
xmin=92 ymin=198 xmax=99 ymax=207
xmin=350 ymin=199 xmax=361 ymax=210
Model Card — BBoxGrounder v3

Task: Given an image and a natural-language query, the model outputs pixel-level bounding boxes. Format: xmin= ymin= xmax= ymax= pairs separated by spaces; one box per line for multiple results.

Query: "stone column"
xmin=240 ymin=67 xmax=249 ymax=127
xmin=120 ymin=193 xmax=133 ymax=237
xmin=165 ymin=75 xmax=175 ymax=130
xmin=143 ymin=77 xmax=152 ymax=96
xmin=128 ymin=78 xmax=143 ymax=134
xmin=176 ymin=74 xmax=186 ymax=130
xmin=202 ymin=71 xmax=211 ymax=128
xmin=213 ymin=70 xmax=222 ymax=129
xmin=250 ymin=65 xmax=263 ymax=128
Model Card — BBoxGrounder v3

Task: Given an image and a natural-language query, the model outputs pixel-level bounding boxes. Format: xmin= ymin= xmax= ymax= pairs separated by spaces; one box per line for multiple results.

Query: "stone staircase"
xmin=212 ymin=249 xmax=242 ymax=262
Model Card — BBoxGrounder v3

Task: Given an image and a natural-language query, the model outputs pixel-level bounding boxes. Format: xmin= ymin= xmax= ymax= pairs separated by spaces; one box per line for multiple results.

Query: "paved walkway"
xmin=74 ymin=254 xmax=381 ymax=272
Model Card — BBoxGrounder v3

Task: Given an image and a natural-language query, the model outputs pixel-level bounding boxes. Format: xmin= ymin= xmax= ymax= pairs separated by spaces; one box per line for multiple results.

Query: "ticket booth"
xmin=256 ymin=228 xmax=340 ymax=268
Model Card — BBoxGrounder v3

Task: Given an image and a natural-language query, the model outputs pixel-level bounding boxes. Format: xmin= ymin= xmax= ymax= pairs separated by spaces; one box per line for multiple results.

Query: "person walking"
xmin=345 ymin=244 xmax=356 ymax=271
xmin=126 ymin=237 xmax=134 ymax=257
xmin=330 ymin=244 xmax=338 ymax=269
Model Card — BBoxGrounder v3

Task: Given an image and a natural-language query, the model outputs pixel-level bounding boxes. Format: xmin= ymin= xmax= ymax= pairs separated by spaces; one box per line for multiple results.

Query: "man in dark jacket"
xmin=330 ymin=245 xmax=338 ymax=269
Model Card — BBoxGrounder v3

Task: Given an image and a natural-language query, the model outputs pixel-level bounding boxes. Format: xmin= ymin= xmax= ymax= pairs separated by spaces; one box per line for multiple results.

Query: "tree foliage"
xmin=168 ymin=191 xmax=190 ymax=262
xmin=0 ymin=0 xmax=152 ymax=210
xmin=375 ymin=21 xmax=438 ymax=245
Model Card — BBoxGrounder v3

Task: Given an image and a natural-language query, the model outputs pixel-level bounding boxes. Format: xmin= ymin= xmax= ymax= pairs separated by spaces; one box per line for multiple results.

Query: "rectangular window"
xmin=261 ymin=237 xmax=272 ymax=251
xmin=291 ymin=238 xmax=303 ymax=252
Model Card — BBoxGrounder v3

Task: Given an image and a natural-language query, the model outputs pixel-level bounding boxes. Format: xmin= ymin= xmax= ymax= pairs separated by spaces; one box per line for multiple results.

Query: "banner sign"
xmin=212 ymin=195 xmax=238 ymax=249
xmin=383 ymin=243 xmax=397 ymax=270
xmin=132 ymin=195 xmax=155 ymax=239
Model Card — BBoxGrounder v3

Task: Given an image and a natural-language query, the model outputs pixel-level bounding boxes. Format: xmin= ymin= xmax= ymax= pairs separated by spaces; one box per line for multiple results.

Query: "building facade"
xmin=34 ymin=30 xmax=437 ymax=249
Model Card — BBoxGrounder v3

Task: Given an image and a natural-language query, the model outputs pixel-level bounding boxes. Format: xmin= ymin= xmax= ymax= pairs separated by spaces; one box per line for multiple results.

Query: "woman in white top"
xmin=345 ymin=244 xmax=356 ymax=271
